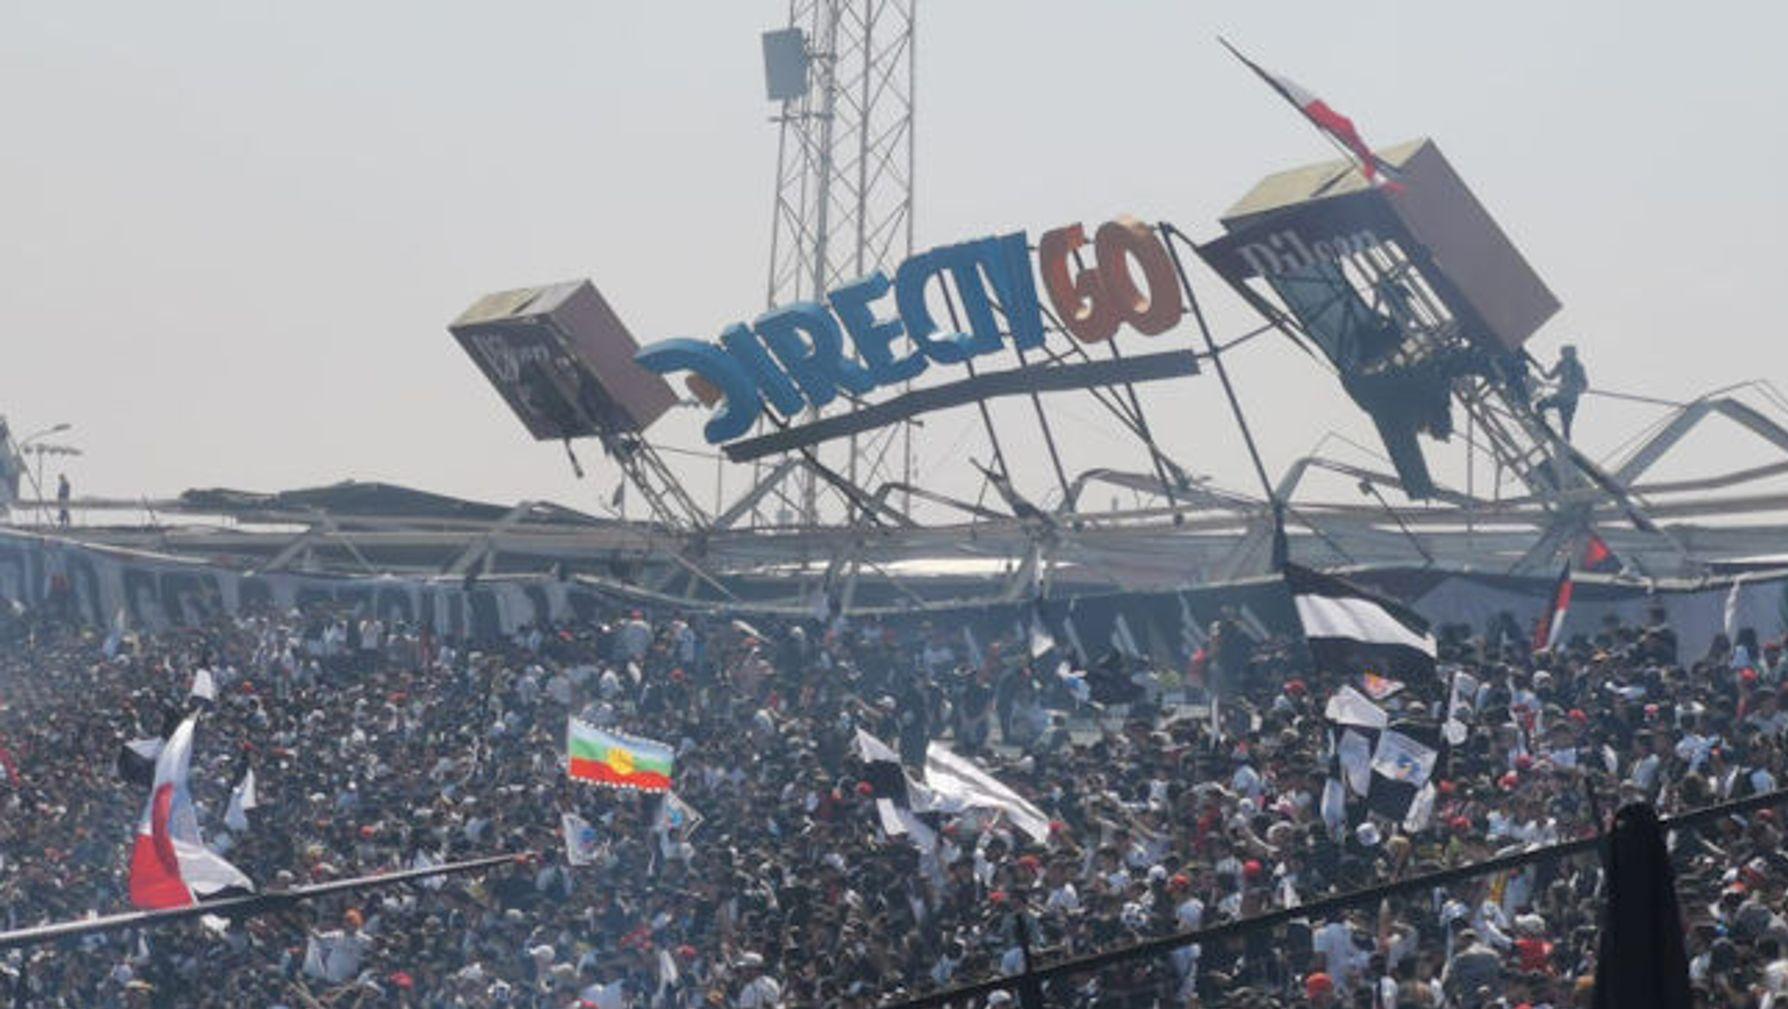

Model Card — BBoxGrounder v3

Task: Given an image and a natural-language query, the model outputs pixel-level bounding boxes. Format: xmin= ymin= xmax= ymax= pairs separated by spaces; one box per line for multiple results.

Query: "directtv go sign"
xmin=636 ymin=216 xmax=1187 ymax=444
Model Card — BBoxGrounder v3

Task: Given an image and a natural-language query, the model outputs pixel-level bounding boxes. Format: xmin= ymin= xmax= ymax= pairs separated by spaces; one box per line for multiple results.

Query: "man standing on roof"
xmin=1536 ymin=345 xmax=1589 ymax=441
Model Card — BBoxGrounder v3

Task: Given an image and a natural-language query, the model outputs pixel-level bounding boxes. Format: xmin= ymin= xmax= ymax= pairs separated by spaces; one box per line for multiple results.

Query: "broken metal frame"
xmin=26 ymin=380 xmax=1788 ymax=607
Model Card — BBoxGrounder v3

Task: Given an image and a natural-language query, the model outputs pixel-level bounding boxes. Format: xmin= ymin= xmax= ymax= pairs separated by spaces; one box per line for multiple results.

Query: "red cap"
xmin=1284 ymin=679 xmax=1307 ymax=697
xmin=1436 ymin=779 xmax=1456 ymax=795
xmin=1568 ymin=709 xmax=1589 ymax=724
xmin=1305 ymin=972 xmax=1335 ymax=999
xmin=1741 ymin=667 xmax=1760 ymax=684
xmin=389 ymin=971 xmax=414 ymax=990
xmin=1450 ymin=815 xmax=1472 ymax=834
xmin=1243 ymin=859 xmax=1264 ymax=879
xmin=1499 ymin=771 xmax=1521 ymax=791
xmin=989 ymin=890 xmax=1008 ymax=905
xmin=1017 ymin=855 xmax=1042 ymax=872
xmin=855 ymin=781 xmax=875 ymax=797
xmin=1169 ymin=872 xmax=1191 ymax=890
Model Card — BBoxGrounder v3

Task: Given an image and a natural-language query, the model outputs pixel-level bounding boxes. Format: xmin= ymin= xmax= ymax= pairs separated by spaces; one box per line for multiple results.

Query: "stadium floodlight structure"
xmin=760 ymin=0 xmax=918 ymax=526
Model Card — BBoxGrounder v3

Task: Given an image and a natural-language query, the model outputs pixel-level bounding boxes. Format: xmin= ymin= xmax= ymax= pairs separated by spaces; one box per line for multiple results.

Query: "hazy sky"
xmin=5 ymin=1 xmax=1786 ymax=522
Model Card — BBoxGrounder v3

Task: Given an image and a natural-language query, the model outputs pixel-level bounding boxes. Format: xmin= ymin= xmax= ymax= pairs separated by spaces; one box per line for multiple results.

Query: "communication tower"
xmin=760 ymin=1 xmax=918 ymax=524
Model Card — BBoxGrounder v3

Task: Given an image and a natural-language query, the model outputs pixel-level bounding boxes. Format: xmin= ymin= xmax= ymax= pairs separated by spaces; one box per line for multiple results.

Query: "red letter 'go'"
xmin=1038 ymin=215 xmax=1183 ymax=343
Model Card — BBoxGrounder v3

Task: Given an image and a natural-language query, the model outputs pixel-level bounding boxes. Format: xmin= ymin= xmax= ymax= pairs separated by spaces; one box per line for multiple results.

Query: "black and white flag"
xmin=922 ymin=742 xmax=1052 ymax=843
xmin=856 ymin=729 xmax=935 ymax=847
xmin=1321 ymin=685 xmax=1444 ymax=832
xmin=1365 ymin=721 xmax=1443 ymax=829
xmin=858 ymin=731 xmax=1050 ymax=844
xmin=116 ymin=737 xmax=164 ymax=788
xmin=1287 ymin=564 xmax=1437 ymax=687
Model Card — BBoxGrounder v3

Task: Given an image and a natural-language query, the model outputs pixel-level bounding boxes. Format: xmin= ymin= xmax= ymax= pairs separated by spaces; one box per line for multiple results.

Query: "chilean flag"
xmin=1532 ymin=563 xmax=1574 ymax=654
xmin=129 ymin=716 xmax=254 ymax=910
xmin=1221 ymin=40 xmax=1402 ymax=190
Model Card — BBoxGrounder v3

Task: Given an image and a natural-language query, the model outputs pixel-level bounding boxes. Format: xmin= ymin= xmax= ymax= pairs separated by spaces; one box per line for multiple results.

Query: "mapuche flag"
xmin=129 ymin=716 xmax=254 ymax=909
xmin=567 ymin=719 xmax=673 ymax=793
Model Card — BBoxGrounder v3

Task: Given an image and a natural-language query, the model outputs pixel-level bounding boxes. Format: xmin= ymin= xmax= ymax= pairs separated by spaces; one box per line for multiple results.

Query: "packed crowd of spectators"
xmin=0 ymin=589 xmax=1786 ymax=1009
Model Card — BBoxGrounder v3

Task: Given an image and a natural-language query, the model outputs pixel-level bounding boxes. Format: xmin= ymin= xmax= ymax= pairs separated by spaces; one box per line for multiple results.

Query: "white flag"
xmin=1028 ymin=616 xmax=1056 ymax=659
xmin=1325 ymin=686 xmax=1389 ymax=729
xmin=189 ymin=668 xmax=217 ymax=703
xmin=562 ymin=812 xmax=601 ymax=867
xmin=1725 ymin=575 xmax=1747 ymax=643
xmin=1320 ymin=775 xmax=1347 ymax=839
xmin=1370 ymin=729 xmax=1440 ymax=786
xmin=104 ymin=608 xmax=128 ymax=659
xmin=224 ymin=768 xmax=258 ymax=833
xmin=302 ymin=931 xmax=365 ymax=985
xmin=922 ymin=743 xmax=1051 ymax=843
xmin=1402 ymin=781 xmax=1438 ymax=832
xmin=1443 ymin=670 xmax=1480 ymax=747
xmin=1339 ymin=728 xmax=1375 ymax=797
xmin=655 ymin=791 xmax=704 ymax=838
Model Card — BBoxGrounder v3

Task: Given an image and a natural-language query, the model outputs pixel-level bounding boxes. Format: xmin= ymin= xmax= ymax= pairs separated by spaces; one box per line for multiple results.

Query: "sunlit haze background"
xmin=4 ymin=1 xmax=1785 ymax=522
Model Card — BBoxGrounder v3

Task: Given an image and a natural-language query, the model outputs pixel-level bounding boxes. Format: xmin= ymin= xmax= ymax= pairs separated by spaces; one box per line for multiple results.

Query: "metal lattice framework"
xmin=1200 ymin=212 xmax=1674 ymax=574
xmin=26 ymin=379 xmax=1788 ymax=606
xmin=762 ymin=0 xmax=917 ymax=524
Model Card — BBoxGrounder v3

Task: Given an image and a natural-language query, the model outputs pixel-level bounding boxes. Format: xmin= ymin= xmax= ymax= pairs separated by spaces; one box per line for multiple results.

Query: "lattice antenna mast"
xmin=762 ymin=0 xmax=917 ymax=523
